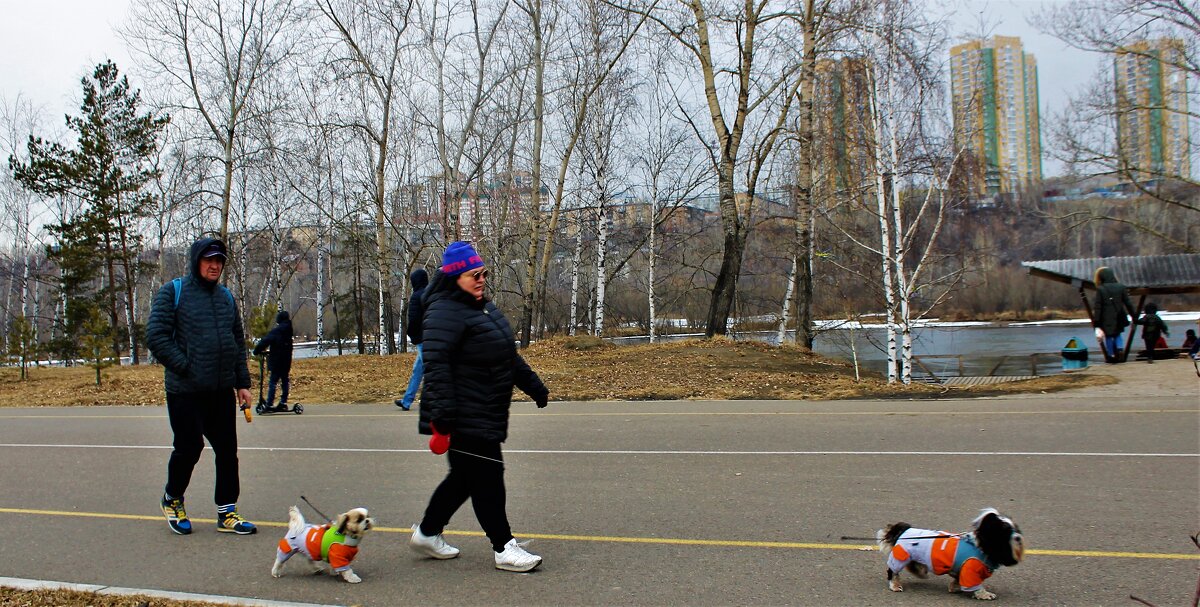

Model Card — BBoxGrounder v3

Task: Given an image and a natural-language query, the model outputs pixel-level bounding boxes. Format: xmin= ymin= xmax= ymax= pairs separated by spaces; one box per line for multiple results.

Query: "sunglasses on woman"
xmin=466 ymin=269 xmax=489 ymax=281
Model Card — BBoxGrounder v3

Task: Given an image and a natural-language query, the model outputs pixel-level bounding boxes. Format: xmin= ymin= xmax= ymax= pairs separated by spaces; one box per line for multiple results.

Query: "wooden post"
xmin=1122 ymin=294 xmax=1145 ymax=363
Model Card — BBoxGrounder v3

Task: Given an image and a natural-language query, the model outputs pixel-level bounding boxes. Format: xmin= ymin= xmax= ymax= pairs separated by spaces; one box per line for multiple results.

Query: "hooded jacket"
xmin=253 ymin=310 xmax=294 ymax=374
xmin=416 ymin=269 xmax=548 ymax=442
xmin=145 ymin=237 xmax=251 ymax=394
xmin=405 ymin=268 xmax=429 ymax=345
xmin=1092 ymin=267 xmax=1134 ymax=337
xmin=1135 ymin=303 xmax=1169 ymax=343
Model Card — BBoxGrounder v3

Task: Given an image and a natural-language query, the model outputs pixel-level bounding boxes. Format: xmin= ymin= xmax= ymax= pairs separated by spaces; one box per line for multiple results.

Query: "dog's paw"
xmin=341 ymin=570 xmax=362 ymax=584
xmin=888 ymin=580 xmax=904 ymax=592
xmin=972 ymin=589 xmax=997 ymax=600
xmin=270 ymin=562 xmax=283 ymax=578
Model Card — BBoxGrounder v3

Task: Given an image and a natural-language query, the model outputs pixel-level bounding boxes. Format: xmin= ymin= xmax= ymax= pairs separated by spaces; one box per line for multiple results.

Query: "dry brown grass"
xmin=0 ymin=587 xmax=226 ymax=607
xmin=0 ymin=336 xmax=1113 ymax=407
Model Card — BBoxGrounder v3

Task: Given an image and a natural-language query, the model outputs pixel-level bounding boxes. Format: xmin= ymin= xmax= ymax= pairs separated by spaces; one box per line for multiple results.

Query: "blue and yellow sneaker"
xmin=161 ymin=495 xmax=192 ymax=535
xmin=216 ymin=507 xmax=257 ymax=535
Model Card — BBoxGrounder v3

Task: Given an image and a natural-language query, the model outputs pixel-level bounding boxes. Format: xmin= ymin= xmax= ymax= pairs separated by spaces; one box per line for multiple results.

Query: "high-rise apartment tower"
xmin=813 ymin=57 xmax=874 ymax=198
xmin=1113 ymin=38 xmax=1191 ymax=180
xmin=949 ymin=36 xmax=1042 ymax=200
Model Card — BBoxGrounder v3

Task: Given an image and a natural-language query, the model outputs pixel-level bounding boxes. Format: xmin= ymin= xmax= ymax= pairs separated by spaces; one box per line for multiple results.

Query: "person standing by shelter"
xmin=395 ymin=268 xmax=429 ymax=411
xmin=1092 ymin=266 xmax=1135 ymax=362
xmin=409 ymin=241 xmax=551 ymax=572
xmin=145 ymin=237 xmax=257 ymax=535
xmin=253 ymin=310 xmax=295 ymax=411
xmin=1133 ymin=302 xmax=1169 ymax=363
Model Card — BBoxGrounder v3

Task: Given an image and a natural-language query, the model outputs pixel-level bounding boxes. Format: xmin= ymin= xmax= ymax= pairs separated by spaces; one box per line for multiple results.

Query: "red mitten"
xmin=429 ymin=424 xmax=450 ymax=455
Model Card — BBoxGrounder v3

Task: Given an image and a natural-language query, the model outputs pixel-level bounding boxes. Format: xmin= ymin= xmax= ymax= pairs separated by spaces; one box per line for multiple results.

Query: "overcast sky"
xmin=0 ymin=0 xmax=1100 ymax=177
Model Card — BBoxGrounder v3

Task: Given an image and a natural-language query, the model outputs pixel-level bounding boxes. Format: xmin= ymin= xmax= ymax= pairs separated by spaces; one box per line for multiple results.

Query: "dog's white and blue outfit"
xmin=886 ymin=528 xmax=995 ymax=592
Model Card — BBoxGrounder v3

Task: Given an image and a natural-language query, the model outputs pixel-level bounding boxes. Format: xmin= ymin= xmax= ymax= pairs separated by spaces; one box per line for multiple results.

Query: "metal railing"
xmin=912 ymin=352 xmax=1065 ymax=382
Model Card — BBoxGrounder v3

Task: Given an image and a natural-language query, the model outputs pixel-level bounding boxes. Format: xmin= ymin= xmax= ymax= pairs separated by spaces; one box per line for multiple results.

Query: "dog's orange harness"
xmin=886 ymin=528 xmax=994 ymax=592
xmin=277 ymin=524 xmax=360 ymax=572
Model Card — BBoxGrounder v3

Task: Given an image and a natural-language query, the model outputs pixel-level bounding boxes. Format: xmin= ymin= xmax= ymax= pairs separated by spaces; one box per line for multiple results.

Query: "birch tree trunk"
xmin=791 ymin=0 xmax=820 ymax=349
xmin=648 ymin=196 xmax=657 ymax=343
xmin=868 ymin=63 xmax=898 ymax=383
xmin=593 ymin=205 xmax=608 ymax=337
xmin=316 ymin=229 xmax=326 ymax=354
xmin=569 ymin=212 xmax=584 ymax=336
xmin=777 ymin=255 xmax=797 ymax=345
xmin=516 ymin=0 xmax=547 ymax=347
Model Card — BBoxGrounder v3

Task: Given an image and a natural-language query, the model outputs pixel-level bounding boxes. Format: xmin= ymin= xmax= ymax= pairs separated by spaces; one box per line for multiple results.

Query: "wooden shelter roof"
xmin=1021 ymin=254 xmax=1200 ymax=295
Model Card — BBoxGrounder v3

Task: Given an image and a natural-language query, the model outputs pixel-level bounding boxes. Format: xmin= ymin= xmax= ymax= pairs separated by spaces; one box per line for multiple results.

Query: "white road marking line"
xmin=0 ymin=443 xmax=1194 ymax=457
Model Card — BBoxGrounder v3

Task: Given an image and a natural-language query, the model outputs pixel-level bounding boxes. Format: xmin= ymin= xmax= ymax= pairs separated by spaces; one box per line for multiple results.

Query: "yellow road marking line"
xmin=1 ymin=507 xmax=1194 ymax=560
xmin=0 ymin=408 xmax=1194 ymax=420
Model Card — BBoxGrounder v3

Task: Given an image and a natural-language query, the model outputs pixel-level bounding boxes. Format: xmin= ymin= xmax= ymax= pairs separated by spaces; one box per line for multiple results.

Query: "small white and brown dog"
xmin=876 ymin=508 xmax=1025 ymax=600
xmin=272 ymin=506 xmax=374 ymax=583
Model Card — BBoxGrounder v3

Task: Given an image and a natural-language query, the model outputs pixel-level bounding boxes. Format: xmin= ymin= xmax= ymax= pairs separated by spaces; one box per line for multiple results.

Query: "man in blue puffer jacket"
xmin=145 ymin=237 xmax=256 ymax=536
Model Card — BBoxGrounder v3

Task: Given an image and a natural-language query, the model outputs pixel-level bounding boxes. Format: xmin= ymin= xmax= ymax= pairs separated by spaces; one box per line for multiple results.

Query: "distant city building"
xmin=949 ymin=36 xmax=1043 ymax=200
xmin=1113 ymin=38 xmax=1191 ymax=180
xmin=813 ymin=56 xmax=875 ymax=199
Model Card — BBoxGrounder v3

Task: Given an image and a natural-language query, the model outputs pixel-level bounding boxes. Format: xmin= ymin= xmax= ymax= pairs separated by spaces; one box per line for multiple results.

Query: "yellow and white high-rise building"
xmin=1114 ymin=38 xmax=1191 ymax=180
xmin=950 ymin=36 xmax=1042 ymax=199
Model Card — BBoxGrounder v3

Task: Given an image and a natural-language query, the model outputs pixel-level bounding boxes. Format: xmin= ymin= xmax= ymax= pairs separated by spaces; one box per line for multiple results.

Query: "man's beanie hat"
xmin=441 ymin=241 xmax=484 ymax=276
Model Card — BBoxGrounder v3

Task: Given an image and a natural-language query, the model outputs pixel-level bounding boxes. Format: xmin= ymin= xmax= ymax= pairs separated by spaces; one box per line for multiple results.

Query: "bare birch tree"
xmin=125 ymin=0 xmax=301 ymax=241
xmin=317 ymin=0 xmax=416 ymax=355
xmin=620 ymin=0 xmax=806 ymax=337
xmin=834 ymin=0 xmax=965 ymax=383
xmin=0 ymin=96 xmax=46 ymax=348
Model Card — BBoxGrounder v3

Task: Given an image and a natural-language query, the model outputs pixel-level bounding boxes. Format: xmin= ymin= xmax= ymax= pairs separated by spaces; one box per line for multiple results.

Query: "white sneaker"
xmin=494 ymin=538 xmax=542 ymax=572
xmin=409 ymin=524 xmax=460 ymax=559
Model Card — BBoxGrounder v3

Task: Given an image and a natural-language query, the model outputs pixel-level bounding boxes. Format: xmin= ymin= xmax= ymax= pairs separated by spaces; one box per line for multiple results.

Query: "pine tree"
xmin=11 ymin=61 xmax=169 ymax=365
xmin=6 ymin=315 xmax=37 ymax=380
xmin=80 ymin=305 xmax=115 ymax=386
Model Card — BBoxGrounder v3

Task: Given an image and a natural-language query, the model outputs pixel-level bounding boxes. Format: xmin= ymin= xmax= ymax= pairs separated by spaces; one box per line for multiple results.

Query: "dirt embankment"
xmin=0 ymin=337 xmax=1122 ymax=408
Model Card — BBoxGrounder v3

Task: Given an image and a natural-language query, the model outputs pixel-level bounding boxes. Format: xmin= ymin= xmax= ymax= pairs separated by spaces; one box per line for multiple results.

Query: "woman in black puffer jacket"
xmin=409 ymin=241 xmax=550 ymax=573
xmin=1093 ymin=266 xmax=1134 ymax=362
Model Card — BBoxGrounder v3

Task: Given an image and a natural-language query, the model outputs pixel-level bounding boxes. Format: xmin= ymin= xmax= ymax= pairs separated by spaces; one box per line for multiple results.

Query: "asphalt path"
xmin=0 ymin=395 xmax=1196 ymax=606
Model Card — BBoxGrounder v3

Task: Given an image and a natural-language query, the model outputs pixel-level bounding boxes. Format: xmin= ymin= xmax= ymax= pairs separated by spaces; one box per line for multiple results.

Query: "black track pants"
xmin=164 ymin=389 xmax=240 ymax=506
xmin=420 ymin=436 xmax=513 ymax=552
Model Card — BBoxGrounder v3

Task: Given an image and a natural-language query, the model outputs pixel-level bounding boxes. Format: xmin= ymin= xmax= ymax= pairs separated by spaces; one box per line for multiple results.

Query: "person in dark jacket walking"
xmin=1134 ymin=302 xmax=1169 ymax=363
xmin=145 ymin=237 xmax=257 ymax=536
xmin=394 ymin=268 xmax=429 ymax=411
xmin=253 ymin=310 xmax=294 ymax=410
xmin=409 ymin=241 xmax=550 ymax=573
xmin=1093 ymin=266 xmax=1135 ymax=362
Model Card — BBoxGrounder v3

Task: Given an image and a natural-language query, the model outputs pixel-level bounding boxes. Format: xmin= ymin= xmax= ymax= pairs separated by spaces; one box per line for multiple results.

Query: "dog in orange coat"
xmin=272 ymin=506 xmax=374 ymax=583
xmin=877 ymin=508 xmax=1025 ymax=600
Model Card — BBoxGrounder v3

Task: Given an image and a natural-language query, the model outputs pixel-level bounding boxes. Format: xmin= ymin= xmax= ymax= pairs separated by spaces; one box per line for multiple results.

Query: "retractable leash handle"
xmin=241 ymin=402 xmax=253 ymax=423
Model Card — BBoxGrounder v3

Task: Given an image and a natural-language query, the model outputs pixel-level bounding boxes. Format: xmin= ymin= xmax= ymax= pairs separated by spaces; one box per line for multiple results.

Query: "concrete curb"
xmin=0 ymin=576 xmax=345 ymax=607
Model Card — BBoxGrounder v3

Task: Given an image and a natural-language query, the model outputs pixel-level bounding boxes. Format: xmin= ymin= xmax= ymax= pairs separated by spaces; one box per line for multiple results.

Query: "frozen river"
xmin=295 ymin=312 xmax=1200 ymax=379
